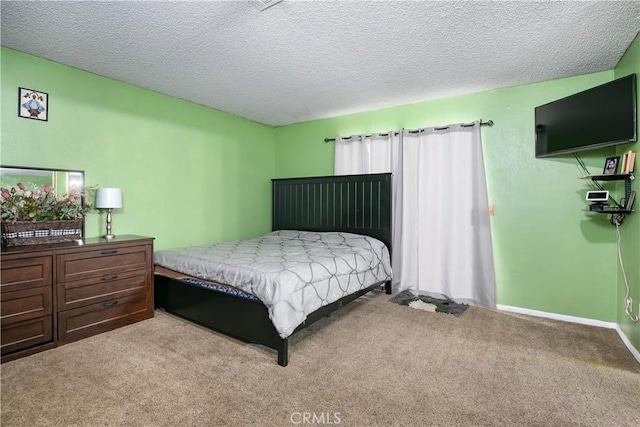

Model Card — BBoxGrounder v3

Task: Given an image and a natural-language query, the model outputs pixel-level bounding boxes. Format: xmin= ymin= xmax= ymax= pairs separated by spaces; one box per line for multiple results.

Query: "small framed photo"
xmin=603 ymin=156 xmax=620 ymax=175
xmin=18 ymin=87 xmax=48 ymax=121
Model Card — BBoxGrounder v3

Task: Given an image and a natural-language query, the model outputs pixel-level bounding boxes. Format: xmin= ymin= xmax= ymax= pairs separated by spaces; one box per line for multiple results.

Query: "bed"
xmin=153 ymin=173 xmax=392 ymax=366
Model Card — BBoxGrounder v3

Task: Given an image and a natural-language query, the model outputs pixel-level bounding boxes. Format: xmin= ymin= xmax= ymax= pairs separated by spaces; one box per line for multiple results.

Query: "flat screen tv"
xmin=535 ymin=74 xmax=637 ymax=158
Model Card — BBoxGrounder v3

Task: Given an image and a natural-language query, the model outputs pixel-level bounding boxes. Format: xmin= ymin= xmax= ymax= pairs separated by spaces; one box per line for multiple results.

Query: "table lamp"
xmin=95 ymin=188 xmax=122 ymax=240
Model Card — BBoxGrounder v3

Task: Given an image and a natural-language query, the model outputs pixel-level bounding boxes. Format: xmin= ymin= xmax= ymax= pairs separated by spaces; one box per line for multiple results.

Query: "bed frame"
xmin=154 ymin=173 xmax=392 ymax=366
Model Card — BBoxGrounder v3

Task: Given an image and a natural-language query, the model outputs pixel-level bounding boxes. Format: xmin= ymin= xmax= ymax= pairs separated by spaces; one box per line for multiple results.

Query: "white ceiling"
xmin=2 ymin=1 xmax=639 ymax=127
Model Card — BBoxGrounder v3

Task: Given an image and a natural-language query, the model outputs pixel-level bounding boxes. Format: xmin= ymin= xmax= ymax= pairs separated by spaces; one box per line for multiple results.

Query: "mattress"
xmin=154 ymin=230 xmax=392 ymax=338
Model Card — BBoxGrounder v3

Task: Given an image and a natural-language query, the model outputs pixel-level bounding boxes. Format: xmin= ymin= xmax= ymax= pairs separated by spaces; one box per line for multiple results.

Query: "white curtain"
xmin=334 ymin=122 xmax=496 ymax=309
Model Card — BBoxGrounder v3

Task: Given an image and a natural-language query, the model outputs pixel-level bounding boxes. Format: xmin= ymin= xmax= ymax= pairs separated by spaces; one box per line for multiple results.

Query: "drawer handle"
xmin=102 ymin=301 xmax=118 ymax=307
xmin=100 ymin=250 xmax=119 ymax=255
xmin=101 ymin=275 xmax=118 ymax=282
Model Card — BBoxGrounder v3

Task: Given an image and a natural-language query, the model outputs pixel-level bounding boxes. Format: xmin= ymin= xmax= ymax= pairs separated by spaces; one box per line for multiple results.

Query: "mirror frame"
xmin=1 ymin=165 xmax=86 ymax=237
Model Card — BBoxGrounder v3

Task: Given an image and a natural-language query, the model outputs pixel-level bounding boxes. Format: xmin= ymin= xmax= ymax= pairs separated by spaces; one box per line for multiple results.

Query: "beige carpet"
xmin=2 ymin=290 xmax=639 ymax=427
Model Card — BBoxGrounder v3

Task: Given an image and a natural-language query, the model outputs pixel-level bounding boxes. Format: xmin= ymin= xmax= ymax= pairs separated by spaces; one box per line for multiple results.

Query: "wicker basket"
xmin=1 ymin=219 xmax=83 ymax=247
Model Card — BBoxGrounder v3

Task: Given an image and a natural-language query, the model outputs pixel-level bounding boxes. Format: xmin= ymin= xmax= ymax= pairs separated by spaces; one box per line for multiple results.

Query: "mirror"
xmin=1 ymin=165 xmax=86 ymax=237
xmin=1 ymin=165 xmax=84 ymax=195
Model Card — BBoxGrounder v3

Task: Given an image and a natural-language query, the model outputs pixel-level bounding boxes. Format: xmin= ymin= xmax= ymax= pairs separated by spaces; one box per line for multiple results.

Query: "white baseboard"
xmin=497 ymin=304 xmax=640 ymax=364
xmin=614 ymin=325 xmax=640 ymax=364
xmin=496 ymin=304 xmax=617 ymax=328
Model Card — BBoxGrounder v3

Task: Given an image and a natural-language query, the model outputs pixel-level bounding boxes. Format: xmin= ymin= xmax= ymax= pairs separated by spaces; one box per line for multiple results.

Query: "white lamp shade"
xmin=96 ymin=188 xmax=123 ymax=209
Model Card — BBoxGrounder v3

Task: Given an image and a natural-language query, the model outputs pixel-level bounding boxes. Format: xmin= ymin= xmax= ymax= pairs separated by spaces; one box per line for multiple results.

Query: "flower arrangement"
xmin=1 ymin=182 xmax=93 ymax=223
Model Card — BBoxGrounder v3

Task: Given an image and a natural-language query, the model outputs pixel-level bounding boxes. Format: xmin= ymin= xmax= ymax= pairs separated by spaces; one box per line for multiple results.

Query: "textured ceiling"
xmin=2 ymin=1 xmax=639 ymax=127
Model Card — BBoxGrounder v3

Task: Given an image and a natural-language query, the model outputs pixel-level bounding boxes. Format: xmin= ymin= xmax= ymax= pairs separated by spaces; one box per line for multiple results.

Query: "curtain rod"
xmin=323 ymin=119 xmax=494 ymax=143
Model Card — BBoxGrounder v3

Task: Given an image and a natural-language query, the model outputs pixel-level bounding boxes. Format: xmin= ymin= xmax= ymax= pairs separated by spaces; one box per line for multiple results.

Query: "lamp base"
xmin=103 ymin=209 xmax=116 ymax=240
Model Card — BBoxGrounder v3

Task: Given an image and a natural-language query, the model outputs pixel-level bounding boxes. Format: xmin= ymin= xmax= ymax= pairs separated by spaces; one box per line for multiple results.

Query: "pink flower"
xmin=1 ymin=191 xmax=9 ymax=199
xmin=44 ymin=185 xmax=51 ymax=193
xmin=16 ymin=182 xmax=25 ymax=190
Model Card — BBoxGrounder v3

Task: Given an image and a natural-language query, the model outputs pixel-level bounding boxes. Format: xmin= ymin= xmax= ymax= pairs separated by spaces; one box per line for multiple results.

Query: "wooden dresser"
xmin=1 ymin=235 xmax=154 ymax=362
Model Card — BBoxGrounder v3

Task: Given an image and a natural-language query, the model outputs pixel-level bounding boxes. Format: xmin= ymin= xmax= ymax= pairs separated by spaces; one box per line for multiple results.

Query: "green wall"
xmin=2 ymin=42 xmax=638 ymax=350
xmin=614 ymin=32 xmax=640 ymax=352
xmin=274 ymin=71 xmax=622 ymax=324
xmin=1 ymin=48 xmax=276 ymax=250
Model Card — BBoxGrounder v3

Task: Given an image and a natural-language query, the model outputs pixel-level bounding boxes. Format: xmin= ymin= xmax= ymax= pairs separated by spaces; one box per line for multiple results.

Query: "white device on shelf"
xmin=586 ymin=190 xmax=609 ymax=202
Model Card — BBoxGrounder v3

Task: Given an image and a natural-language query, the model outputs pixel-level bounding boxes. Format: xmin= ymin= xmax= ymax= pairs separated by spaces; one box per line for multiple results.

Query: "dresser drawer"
xmin=1 ymin=256 xmax=52 ymax=293
xmin=1 ymin=286 xmax=53 ymax=326
xmin=58 ymin=293 xmax=152 ymax=344
xmin=57 ymin=244 xmax=151 ymax=283
xmin=57 ymin=269 xmax=149 ymax=311
xmin=1 ymin=316 xmax=53 ymax=355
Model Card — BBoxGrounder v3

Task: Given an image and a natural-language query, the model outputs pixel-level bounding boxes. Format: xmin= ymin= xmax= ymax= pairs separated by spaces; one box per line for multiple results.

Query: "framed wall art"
xmin=602 ymin=156 xmax=620 ymax=175
xmin=18 ymin=87 xmax=48 ymax=121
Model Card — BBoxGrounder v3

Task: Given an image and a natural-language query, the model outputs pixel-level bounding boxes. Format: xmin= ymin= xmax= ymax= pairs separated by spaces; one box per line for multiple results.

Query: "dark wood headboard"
xmin=272 ymin=173 xmax=392 ymax=251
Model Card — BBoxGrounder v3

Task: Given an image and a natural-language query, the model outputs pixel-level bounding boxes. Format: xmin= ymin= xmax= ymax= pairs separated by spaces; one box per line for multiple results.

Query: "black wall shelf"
xmin=580 ymin=173 xmax=635 ymax=221
xmin=581 ymin=173 xmax=635 ymax=182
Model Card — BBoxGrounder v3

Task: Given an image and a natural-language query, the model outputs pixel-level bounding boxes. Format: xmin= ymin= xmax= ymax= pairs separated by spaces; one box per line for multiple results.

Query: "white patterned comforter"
xmin=154 ymin=230 xmax=392 ymax=338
